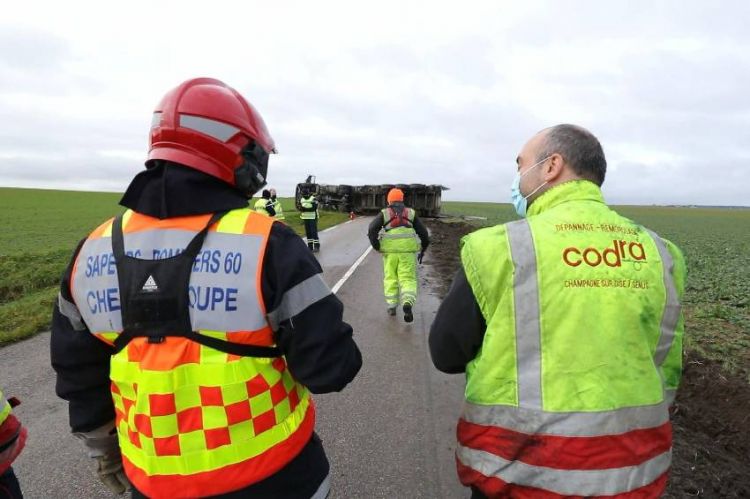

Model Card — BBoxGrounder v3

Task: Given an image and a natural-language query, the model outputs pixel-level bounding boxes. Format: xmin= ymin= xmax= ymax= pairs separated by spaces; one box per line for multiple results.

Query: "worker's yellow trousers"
xmin=382 ymin=252 xmax=417 ymax=307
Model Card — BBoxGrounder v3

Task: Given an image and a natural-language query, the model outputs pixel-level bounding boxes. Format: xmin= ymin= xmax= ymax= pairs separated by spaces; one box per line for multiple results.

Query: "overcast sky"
xmin=0 ymin=1 xmax=748 ymax=205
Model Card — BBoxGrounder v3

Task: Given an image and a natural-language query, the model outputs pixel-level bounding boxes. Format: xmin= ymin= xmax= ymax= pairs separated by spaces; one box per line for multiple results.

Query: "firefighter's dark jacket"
xmin=51 ymin=162 xmax=362 ymax=499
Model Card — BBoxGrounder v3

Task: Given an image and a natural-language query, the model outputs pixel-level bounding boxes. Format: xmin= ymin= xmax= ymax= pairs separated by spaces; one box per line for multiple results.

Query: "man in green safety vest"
xmin=269 ymin=188 xmax=285 ymax=221
xmin=429 ymin=124 xmax=686 ymax=498
xmin=253 ymin=189 xmax=276 ymax=217
xmin=299 ymin=187 xmax=319 ymax=252
xmin=368 ymin=188 xmax=430 ymax=322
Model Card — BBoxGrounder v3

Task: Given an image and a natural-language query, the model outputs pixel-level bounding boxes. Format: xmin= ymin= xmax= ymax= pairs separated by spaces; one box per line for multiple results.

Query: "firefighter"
xmin=429 ymin=124 xmax=686 ymax=498
xmin=253 ymin=189 xmax=276 ymax=217
xmin=0 ymin=389 xmax=26 ymax=499
xmin=269 ymin=188 xmax=285 ymax=221
xmin=367 ymin=188 xmax=429 ymax=323
xmin=51 ymin=78 xmax=362 ymax=499
xmin=299 ymin=188 xmax=320 ymax=252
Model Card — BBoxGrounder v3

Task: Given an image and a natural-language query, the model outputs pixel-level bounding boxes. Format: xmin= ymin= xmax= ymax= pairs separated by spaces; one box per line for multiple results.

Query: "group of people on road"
xmin=0 ymin=77 xmax=685 ymax=499
xmin=253 ymin=188 xmax=285 ymax=221
xmin=253 ymin=186 xmax=320 ymax=253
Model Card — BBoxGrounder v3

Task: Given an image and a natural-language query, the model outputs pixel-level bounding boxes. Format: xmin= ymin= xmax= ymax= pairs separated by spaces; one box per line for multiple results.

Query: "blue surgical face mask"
xmin=510 ymin=156 xmax=551 ymax=217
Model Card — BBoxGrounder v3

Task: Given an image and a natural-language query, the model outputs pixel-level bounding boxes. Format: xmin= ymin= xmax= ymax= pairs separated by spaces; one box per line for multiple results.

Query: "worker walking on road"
xmin=51 ymin=78 xmax=362 ymax=499
xmin=0 ymin=388 xmax=26 ymax=499
xmin=429 ymin=124 xmax=686 ymax=498
xmin=253 ymin=188 xmax=276 ymax=217
xmin=269 ymin=188 xmax=285 ymax=221
xmin=368 ymin=188 xmax=429 ymax=323
xmin=300 ymin=188 xmax=320 ymax=252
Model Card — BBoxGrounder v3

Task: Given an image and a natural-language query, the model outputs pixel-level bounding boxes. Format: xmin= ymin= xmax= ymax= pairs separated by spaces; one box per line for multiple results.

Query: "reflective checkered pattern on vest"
xmin=112 ymin=356 xmax=309 ymax=469
xmin=70 ymin=208 xmax=315 ymax=498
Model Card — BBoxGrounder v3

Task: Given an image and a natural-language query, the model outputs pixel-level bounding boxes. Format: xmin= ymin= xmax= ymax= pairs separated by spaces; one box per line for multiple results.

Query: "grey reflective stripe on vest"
xmin=462 ymin=399 xmax=670 ymax=437
xmin=381 ymin=232 xmax=417 ymax=239
xmin=179 ymin=114 xmax=240 ymax=142
xmin=456 ymin=445 xmax=670 ymax=496
xmin=72 ymin=229 xmax=268 ymax=333
xmin=58 ymin=292 xmax=86 ymax=331
xmin=266 ymin=274 xmax=331 ymax=330
xmin=506 ymin=220 xmax=542 ymax=409
xmin=665 ymin=388 xmax=676 ymax=406
xmin=310 ymin=473 xmax=331 ymax=499
xmin=646 ymin=230 xmax=681 ymax=366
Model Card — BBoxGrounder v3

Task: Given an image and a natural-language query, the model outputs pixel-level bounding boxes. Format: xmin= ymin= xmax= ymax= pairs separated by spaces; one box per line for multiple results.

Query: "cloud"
xmin=0 ymin=0 xmax=748 ymax=206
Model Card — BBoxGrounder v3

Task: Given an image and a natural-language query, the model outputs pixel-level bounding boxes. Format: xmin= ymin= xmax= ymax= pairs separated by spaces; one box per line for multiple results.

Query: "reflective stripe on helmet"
xmin=151 ymin=112 xmax=162 ymax=128
xmin=179 ymin=114 xmax=240 ymax=142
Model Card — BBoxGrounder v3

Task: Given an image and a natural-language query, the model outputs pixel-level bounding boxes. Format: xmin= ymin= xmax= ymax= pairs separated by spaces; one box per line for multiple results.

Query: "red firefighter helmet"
xmin=148 ymin=77 xmax=276 ymax=196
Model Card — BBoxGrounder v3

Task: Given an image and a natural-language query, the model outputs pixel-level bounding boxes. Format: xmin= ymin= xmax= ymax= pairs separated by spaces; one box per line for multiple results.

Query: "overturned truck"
xmin=295 ymin=176 xmax=448 ymax=218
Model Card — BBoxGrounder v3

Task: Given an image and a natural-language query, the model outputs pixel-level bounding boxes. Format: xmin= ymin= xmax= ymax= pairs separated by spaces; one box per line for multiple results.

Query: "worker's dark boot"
xmin=403 ymin=303 xmax=413 ymax=323
xmin=387 ymin=306 xmax=396 ymax=316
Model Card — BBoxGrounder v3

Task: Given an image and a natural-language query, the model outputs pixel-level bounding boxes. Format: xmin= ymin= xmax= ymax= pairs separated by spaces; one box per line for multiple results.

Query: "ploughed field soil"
xmin=423 ymin=219 xmax=750 ymax=498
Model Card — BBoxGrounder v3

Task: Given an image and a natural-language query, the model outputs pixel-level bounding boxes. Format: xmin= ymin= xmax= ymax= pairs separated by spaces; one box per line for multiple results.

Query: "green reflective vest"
xmin=299 ymin=196 xmax=318 ymax=220
xmin=379 ymin=207 xmax=420 ymax=253
xmin=253 ymin=198 xmax=271 ymax=216
xmin=457 ymin=180 xmax=686 ymax=496
xmin=462 ymin=180 xmax=685 ymax=409
xmin=272 ymin=199 xmax=285 ymax=220
xmin=0 ymin=389 xmax=10 ymax=427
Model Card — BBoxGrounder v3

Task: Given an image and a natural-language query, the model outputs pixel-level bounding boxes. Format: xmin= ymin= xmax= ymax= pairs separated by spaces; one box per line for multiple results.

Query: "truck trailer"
xmin=295 ymin=176 xmax=447 ymax=218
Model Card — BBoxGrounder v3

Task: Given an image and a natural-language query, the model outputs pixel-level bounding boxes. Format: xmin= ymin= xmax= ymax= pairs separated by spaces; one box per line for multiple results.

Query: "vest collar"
xmin=526 ymin=180 xmax=605 ymax=217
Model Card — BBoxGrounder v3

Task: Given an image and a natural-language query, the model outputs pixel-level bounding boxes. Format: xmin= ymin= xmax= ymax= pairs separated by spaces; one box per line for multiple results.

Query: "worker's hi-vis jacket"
xmin=0 ymin=388 xmax=27 ymax=475
xmin=254 ymin=197 xmax=273 ymax=217
xmin=67 ymin=208 xmax=321 ymax=498
xmin=457 ymin=180 xmax=686 ymax=498
xmin=272 ymin=199 xmax=285 ymax=220
xmin=379 ymin=206 xmax=420 ymax=254
xmin=299 ymin=196 xmax=318 ymax=220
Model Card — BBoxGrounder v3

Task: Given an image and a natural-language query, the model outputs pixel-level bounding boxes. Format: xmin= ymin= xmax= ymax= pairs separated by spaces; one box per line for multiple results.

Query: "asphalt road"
xmin=2 ymin=216 xmax=467 ymax=498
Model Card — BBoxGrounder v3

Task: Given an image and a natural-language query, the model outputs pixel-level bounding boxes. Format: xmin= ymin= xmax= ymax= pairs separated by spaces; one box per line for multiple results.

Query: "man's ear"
xmin=544 ymin=153 xmax=565 ymax=181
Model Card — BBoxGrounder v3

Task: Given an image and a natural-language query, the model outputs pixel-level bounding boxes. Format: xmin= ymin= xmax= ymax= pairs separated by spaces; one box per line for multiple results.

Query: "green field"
xmin=442 ymin=201 xmax=750 ymax=380
xmin=2 ymin=189 xmax=748 ymax=380
xmin=0 ymin=187 xmax=347 ymax=345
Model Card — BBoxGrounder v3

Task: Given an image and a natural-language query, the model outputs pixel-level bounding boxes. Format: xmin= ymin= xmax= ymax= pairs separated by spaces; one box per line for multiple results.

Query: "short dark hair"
xmin=537 ymin=124 xmax=607 ymax=186
xmin=261 ymin=189 xmax=271 ymax=199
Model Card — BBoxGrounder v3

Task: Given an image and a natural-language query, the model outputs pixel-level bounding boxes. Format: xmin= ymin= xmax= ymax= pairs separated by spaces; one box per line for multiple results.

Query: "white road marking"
xmin=332 ymin=246 xmax=374 ymax=295
xmin=321 ymin=219 xmax=354 ymax=233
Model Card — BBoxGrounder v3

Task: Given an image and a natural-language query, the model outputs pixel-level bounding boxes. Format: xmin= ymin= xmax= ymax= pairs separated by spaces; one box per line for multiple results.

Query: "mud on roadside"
xmin=423 ymin=219 xmax=750 ymax=498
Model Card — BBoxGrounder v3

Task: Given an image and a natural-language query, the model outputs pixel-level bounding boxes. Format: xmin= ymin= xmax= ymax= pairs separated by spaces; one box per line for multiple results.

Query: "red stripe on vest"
xmin=123 ymin=403 xmax=316 ymax=499
xmin=456 ymin=459 xmax=669 ymax=499
xmin=0 ymin=415 xmax=27 ymax=475
xmin=457 ymin=419 xmax=672 ymax=470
